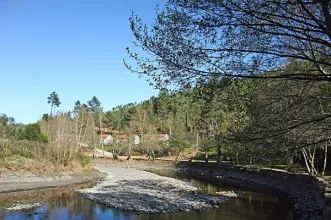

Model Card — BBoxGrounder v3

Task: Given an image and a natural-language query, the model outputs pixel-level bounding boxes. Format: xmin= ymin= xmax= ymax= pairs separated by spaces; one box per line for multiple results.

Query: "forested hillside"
xmin=102 ymin=70 xmax=331 ymax=175
xmin=120 ymin=0 xmax=331 ymax=177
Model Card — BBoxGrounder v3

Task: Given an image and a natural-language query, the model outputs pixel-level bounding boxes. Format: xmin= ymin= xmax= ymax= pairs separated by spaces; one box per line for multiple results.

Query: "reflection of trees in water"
xmin=40 ymin=188 xmax=98 ymax=219
xmin=0 ymin=183 xmax=99 ymax=219
xmin=148 ymin=170 xmax=293 ymax=220
xmin=0 ymin=176 xmax=293 ymax=220
xmin=0 ymin=183 xmax=95 ymax=208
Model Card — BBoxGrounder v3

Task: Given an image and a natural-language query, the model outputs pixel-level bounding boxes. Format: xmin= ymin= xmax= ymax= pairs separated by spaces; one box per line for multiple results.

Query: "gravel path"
xmin=77 ymin=164 xmax=226 ymax=213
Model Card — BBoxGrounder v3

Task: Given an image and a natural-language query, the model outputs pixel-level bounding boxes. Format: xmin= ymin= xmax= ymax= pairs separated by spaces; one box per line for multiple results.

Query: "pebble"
xmin=77 ymin=165 xmax=227 ymax=213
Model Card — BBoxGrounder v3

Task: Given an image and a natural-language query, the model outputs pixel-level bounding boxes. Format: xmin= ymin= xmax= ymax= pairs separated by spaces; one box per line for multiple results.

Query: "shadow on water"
xmin=147 ymin=170 xmax=294 ymax=220
xmin=0 ymin=170 xmax=293 ymax=220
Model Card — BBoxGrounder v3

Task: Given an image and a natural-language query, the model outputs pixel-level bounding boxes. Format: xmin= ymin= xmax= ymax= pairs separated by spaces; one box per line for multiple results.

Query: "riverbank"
xmin=93 ymin=160 xmax=325 ymax=219
xmin=0 ymin=159 xmax=326 ymax=219
xmin=0 ymin=159 xmax=175 ymax=195
xmin=175 ymin=161 xmax=325 ymax=220
xmin=77 ymin=163 xmax=227 ymax=213
xmin=0 ymin=169 xmax=104 ymax=193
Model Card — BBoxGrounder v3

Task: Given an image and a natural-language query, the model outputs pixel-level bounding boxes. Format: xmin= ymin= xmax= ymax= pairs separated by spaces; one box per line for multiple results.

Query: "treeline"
xmin=102 ymin=68 xmax=331 ymax=175
xmin=123 ymin=0 xmax=331 ymax=175
xmin=2 ymin=69 xmax=330 ymax=175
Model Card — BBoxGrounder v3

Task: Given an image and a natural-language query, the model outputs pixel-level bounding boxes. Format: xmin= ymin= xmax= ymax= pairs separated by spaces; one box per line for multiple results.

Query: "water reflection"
xmin=148 ymin=170 xmax=293 ymax=220
xmin=0 ymin=171 xmax=293 ymax=220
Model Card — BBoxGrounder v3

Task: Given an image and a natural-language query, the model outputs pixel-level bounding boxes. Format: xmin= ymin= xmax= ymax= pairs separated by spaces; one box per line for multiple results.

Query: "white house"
xmin=100 ymin=133 xmax=168 ymax=145
xmin=100 ymin=134 xmax=113 ymax=145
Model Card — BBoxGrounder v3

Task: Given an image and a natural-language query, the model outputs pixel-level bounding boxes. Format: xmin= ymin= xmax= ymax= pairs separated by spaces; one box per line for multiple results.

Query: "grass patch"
xmin=0 ymin=139 xmax=92 ymax=173
xmin=0 ymin=155 xmax=54 ymax=172
xmin=76 ymin=153 xmax=91 ymax=167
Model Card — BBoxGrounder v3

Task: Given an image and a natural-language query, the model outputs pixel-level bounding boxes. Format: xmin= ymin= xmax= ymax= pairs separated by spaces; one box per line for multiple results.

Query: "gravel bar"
xmin=77 ymin=164 xmax=226 ymax=213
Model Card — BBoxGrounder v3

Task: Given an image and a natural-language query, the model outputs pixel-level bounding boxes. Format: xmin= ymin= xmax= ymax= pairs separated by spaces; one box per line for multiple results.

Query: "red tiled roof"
xmin=95 ymin=127 xmax=120 ymax=134
xmin=100 ymin=132 xmax=167 ymax=140
xmin=101 ymin=134 xmax=110 ymax=139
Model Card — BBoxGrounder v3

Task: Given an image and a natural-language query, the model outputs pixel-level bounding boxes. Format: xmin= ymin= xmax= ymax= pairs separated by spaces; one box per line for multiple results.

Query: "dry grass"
xmin=0 ymin=139 xmax=91 ymax=172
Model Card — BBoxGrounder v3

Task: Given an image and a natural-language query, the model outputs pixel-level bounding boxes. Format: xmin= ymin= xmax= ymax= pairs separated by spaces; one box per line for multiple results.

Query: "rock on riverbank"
xmin=77 ymin=165 xmax=226 ymax=213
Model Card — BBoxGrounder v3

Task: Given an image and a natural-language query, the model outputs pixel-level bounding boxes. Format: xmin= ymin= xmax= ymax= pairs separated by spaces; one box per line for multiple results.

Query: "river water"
xmin=0 ymin=170 xmax=293 ymax=220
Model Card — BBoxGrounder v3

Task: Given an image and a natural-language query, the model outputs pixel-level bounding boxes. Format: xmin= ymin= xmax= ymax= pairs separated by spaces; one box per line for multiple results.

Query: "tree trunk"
xmin=50 ymin=103 xmax=54 ymax=116
xmin=302 ymin=148 xmax=318 ymax=175
xmin=302 ymin=148 xmax=311 ymax=174
xmin=127 ymin=144 xmax=132 ymax=160
xmin=93 ymin=117 xmax=97 ymax=159
xmin=151 ymin=150 xmax=155 ymax=161
xmin=216 ymin=143 xmax=222 ymax=163
xmin=99 ymin=109 xmax=105 ymax=158
xmin=310 ymin=148 xmax=317 ymax=174
xmin=176 ymin=150 xmax=182 ymax=161
xmin=287 ymin=153 xmax=294 ymax=167
xmin=147 ymin=150 xmax=152 ymax=161
xmin=205 ymin=149 xmax=209 ymax=163
xmin=185 ymin=111 xmax=188 ymax=130
xmin=322 ymin=143 xmax=328 ymax=176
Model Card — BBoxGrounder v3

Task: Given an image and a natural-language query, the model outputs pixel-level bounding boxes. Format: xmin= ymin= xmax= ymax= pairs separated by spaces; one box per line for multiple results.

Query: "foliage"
xmin=0 ymin=139 xmax=50 ymax=171
xmin=0 ymin=107 xmax=95 ymax=171
xmin=121 ymin=1 xmax=331 ymax=175
xmin=47 ymin=92 xmax=61 ymax=116
xmin=103 ymin=103 xmax=137 ymax=131
xmin=0 ymin=114 xmax=15 ymax=125
xmin=87 ymin=96 xmax=103 ymax=128
xmin=87 ymin=96 xmax=101 ymax=113
xmin=99 ymin=69 xmax=331 ymax=175
xmin=126 ymin=0 xmax=331 ymax=90
xmin=42 ymin=113 xmax=49 ymax=121
xmin=76 ymin=152 xmax=91 ymax=167
xmin=0 ymin=114 xmax=16 ymax=139
xmin=40 ymin=112 xmax=94 ymax=166
xmin=15 ymin=123 xmax=48 ymax=143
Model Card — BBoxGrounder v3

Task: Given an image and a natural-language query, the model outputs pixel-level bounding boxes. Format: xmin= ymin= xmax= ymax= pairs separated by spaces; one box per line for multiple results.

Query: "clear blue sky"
xmin=0 ymin=0 xmax=165 ymax=124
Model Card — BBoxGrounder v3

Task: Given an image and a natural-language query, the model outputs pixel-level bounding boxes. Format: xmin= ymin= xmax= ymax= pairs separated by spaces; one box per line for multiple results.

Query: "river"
xmin=0 ymin=170 xmax=293 ymax=220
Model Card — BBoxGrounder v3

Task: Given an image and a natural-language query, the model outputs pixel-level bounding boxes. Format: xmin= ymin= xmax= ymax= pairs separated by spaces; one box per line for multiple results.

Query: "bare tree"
xmin=72 ymin=104 xmax=94 ymax=147
xmin=40 ymin=113 xmax=77 ymax=166
xmin=40 ymin=110 xmax=95 ymax=167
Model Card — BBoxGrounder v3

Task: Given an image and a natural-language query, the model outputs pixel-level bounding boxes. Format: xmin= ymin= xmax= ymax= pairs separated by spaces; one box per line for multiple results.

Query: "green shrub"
xmin=76 ymin=153 xmax=91 ymax=167
xmin=287 ymin=164 xmax=301 ymax=174
xmin=247 ymin=164 xmax=261 ymax=172
xmin=0 ymin=139 xmax=91 ymax=171
xmin=15 ymin=123 xmax=48 ymax=143
xmin=0 ymin=140 xmax=13 ymax=158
